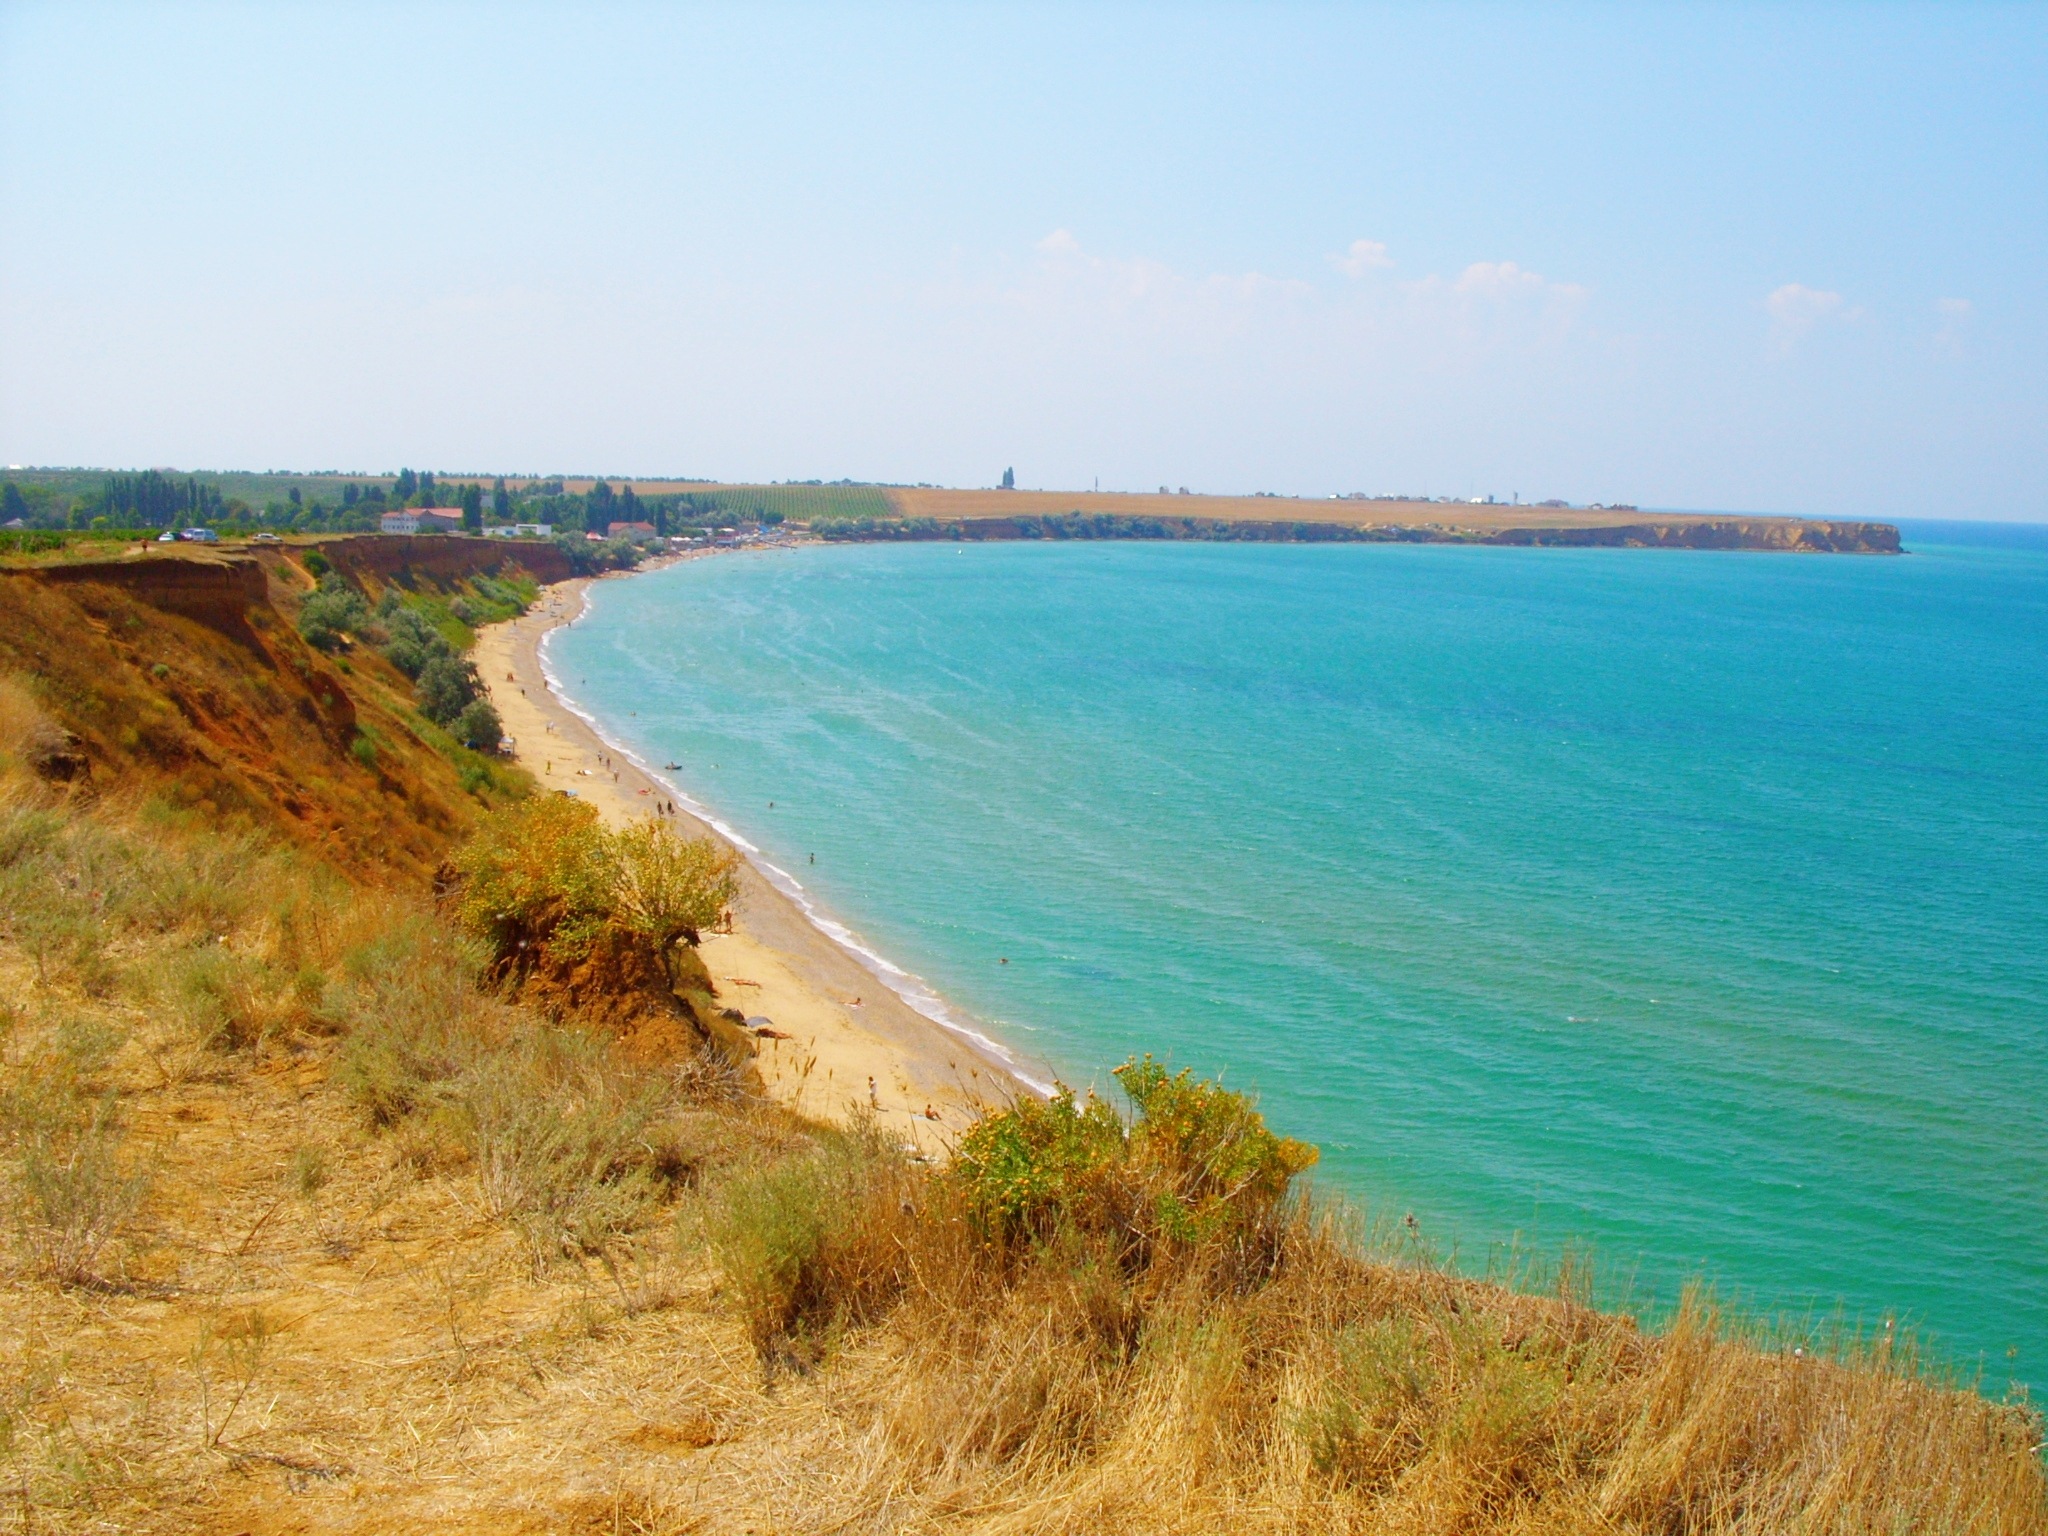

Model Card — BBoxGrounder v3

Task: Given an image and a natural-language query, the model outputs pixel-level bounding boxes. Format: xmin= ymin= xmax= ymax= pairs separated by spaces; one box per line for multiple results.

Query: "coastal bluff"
xmin=804 ymin=488 xmax=1904 ymax=553
xmin=828 ymin=510 xmax=1901 ymax=553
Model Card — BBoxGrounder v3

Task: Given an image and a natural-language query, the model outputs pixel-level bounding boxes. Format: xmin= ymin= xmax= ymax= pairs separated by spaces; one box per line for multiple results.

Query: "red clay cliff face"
xmin=37 ymin=555 xmax=277 ymax=648
xmin=0 ymin=552 xmax=509 ymax=879
xmin=477 ymin=914 xmax=758 ymax=1072
xmin=325 ymin=535 xmax=573 ymax=588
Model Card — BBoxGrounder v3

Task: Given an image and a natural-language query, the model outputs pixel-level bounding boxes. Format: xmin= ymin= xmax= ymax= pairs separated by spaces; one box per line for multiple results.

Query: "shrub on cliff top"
xmin=952 ymin=1086 xmax=1128 ymax=1245
xmin=451 ymin=797 xmax=737 ymax=973
xmin=1117 ymin=1055 xmax=1319 ymax=1246
xmin=609 ymin=819 xmax=740 ymax=958
xmin=953 ymin=1056 xmax=1318 ymax=1262
xmin=452 ymin=795 xmax=613 ymax=962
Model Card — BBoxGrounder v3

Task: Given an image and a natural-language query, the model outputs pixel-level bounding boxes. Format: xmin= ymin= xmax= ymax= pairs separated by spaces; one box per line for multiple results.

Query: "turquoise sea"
xmin=548 ymin=525 xmax=2048 ymax=1384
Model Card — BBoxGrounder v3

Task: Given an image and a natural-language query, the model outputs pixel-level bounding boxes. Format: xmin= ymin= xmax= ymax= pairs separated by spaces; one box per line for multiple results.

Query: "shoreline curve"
xmin=473 ymin=551 xmax=1049 ymax=1158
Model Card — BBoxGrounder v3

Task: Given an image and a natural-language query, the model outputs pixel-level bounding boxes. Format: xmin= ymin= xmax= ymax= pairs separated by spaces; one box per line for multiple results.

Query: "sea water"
xmin=548 ymin=526 xmax=2048 ymax=1382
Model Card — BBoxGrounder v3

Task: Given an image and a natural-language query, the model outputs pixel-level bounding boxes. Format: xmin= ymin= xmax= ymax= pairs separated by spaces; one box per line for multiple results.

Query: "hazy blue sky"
xmin=2 ymin=3 xmax=2042 ymax=518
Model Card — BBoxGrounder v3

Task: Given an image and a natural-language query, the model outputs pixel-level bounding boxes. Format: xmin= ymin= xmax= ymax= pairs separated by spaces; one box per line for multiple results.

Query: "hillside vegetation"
xmin=0 ymin=552 xmax=2038 ymax=1534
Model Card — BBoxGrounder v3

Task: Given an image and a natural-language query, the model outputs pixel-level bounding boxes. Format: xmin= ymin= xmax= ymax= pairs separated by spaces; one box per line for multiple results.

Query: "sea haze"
xmin=550 ymin=532 xmax=2048 ymax=1382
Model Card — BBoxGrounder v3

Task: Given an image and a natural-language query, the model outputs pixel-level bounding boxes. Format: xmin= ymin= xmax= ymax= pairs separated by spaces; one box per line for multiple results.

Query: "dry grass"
xmin=0 ymin=695 xmax=2040 ymax=1533
xmin=685 ymin=1101 xmax=2045 ymax=1536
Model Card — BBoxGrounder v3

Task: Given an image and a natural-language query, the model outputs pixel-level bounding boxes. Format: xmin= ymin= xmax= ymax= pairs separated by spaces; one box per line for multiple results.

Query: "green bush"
xmin=1115 ymin=1056 xmax=1319 ymax=1246
xmin=450 ymin=697 xmax=501 ymax=749
xmin=295 ymin=575 xmax=371 ymax=651
xmin=378 ymin=605 xmax=441 ymax=679
xmin=414 ymin=654 xmax=480 ymax=726
xmin=449 ymin=796 xmax=614 ymax=965
xmin=609 ymin=819 xmax=741 ymax=959
xmin=450 ymin=798 xmax=736 ymax=971
xmin=952 ymin=1087 xmax=1127 ymax=1245
xmin=952 ymin=1057 xmax=1317 ymax=1259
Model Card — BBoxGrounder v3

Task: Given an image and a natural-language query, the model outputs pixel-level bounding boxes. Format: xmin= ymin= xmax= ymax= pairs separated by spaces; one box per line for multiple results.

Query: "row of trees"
xmin=98 ymin=471 xmax=227 ymax=526
xmin=2 ymin=474 xmax=240 ymax=531
xmin=1 ymin=470 xmax=787 ymax=539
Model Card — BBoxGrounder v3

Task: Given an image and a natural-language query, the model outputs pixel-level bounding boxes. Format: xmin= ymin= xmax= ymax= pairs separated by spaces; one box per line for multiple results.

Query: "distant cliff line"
xmin=817 ymin=511 xmax=1903 ymax=554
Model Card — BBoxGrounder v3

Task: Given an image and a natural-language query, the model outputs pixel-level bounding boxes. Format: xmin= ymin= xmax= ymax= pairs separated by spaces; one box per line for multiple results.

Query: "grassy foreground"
xmin=0 ymin=607 xmax=2042 ymax=1531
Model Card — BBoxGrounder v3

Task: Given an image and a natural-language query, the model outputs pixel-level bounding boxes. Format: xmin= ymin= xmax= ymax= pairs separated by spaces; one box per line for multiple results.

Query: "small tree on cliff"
xmin=453 ymin=799 xmax=738 ymax=978
xmin=453 ymin=796 xmax=614 ymax=964
xmin=609 ymin=820 xmax=740 ymax=978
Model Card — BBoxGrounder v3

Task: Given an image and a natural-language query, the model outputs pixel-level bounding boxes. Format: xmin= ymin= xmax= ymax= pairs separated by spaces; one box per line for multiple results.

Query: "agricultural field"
xmin=883 ymin=488 xmax=1652 ymax=530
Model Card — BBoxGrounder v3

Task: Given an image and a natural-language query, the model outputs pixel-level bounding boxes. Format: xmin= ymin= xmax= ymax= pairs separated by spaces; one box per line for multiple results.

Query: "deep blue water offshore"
xmin=548 ymin=524 xmax=2048 ymax=1383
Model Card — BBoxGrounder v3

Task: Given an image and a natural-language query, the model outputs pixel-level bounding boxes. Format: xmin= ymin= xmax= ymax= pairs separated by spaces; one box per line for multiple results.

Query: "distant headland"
xmin=819 ymin=488 xmax=1901 ymax=554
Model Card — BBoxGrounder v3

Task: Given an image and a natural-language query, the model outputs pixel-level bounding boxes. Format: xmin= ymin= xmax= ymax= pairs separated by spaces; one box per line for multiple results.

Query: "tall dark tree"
xmin=2 ymin=482 xmax=27 ymax=524
xmin=343 ymin=482 xmax=360 ymax=507
xmin=394 ymin=468 xmax=418 ymax=500
xmin=588 ymin=479 xmax=617 ymax=527
xmin=96 ymin=470 xmax=224 ymax=528
xmin=460 ymin=482 xmax=484 ymax=532
xmin=491 ymin=477 xmax=510 ymax=521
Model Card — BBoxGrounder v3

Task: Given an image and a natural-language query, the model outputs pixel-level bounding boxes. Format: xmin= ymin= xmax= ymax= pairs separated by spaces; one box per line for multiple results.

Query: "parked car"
xmin=250 ymin=532 xmax=282 ymax=544
xmin=178 ymin=527 xmax=220 ymax=543
xmin=156 ymin=530 xmax=178 ymax=542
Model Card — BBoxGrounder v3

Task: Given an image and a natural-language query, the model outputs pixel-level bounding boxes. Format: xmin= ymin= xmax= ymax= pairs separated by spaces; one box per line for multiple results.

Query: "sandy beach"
xmin=473 ymin=557 xmax=1036 ymax=1158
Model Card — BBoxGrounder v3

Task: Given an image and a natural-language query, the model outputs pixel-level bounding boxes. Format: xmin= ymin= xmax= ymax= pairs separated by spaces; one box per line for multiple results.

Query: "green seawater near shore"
xmin=549 ymin=527 xmax=2048 ymax=1385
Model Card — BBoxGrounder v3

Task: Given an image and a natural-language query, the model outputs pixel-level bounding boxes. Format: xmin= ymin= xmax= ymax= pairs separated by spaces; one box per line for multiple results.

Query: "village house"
xmin=379 ymin=508 xmax=463 ymax=534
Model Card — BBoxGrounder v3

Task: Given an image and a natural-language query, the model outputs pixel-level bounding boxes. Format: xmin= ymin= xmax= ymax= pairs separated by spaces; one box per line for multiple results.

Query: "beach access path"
xmin=473 ymin=560 xmax=1035 ymax=1159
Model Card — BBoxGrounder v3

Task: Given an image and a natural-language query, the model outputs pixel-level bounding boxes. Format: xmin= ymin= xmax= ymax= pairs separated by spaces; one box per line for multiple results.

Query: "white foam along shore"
xmin=534 ymin=566 xmax=1056 ymax=1098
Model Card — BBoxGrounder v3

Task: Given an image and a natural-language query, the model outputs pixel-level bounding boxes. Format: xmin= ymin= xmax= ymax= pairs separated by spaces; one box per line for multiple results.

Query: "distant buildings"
xmin=483 ymin=523 xmax=553 ymax=538
xmin=606 ymin=521 xmax=660 ymax=544
xmin=379 ymin=509 xmax=462 ymax=535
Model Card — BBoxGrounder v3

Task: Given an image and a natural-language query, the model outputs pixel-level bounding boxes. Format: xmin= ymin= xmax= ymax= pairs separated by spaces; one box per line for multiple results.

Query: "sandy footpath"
xmin=473 ymin=559 xmax=1036 ymax=1159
